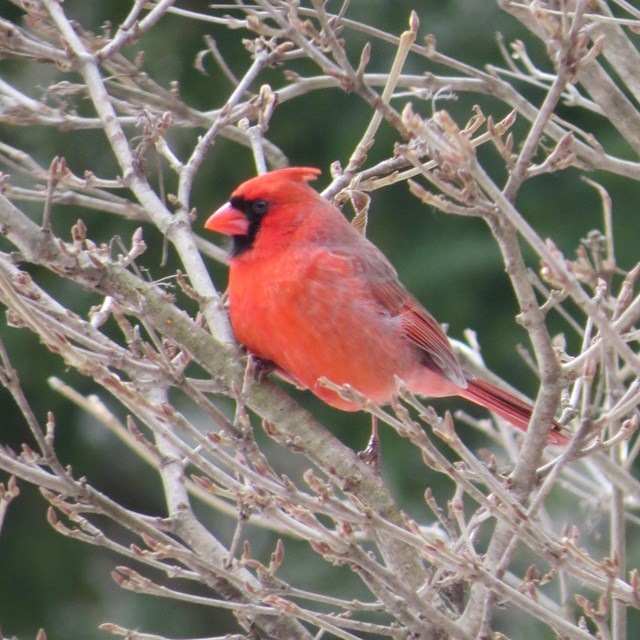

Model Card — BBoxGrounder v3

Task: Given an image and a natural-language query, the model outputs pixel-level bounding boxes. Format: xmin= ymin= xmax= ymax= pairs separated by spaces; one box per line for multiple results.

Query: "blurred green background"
xmin=0 ymin=1 xmax=637 ymax=638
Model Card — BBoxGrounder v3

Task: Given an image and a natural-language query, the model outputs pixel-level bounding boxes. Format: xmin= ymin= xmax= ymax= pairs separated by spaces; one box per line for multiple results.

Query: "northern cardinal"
xmin=205 ymin=167 xmax=568 ymax=445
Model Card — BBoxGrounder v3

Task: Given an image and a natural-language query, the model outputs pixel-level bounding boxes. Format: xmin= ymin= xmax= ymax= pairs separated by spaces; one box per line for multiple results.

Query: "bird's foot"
xmin=357 ymin=416 xmax=381 ymax=473
xmin=250 ymin=356 xmax=278 ymax=383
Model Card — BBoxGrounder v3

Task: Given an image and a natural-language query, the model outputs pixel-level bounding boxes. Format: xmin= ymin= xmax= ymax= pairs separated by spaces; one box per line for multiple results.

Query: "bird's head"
xmin=205 ymin=167 xmax=321 ymax=257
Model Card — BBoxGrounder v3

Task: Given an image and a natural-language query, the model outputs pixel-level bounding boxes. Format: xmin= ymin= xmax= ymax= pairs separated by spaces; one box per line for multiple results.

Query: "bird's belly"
xmin=229 ymin=272 xmax=416 ymax=410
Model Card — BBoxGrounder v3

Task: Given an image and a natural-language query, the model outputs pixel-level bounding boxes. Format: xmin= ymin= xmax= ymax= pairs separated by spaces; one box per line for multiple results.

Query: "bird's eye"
xmin=251 ymin=199 xmax=269 ymax=216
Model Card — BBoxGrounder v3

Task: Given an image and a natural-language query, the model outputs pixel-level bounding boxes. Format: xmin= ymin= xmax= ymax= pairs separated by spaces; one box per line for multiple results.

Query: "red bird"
xmin=205 ymin=167 xmax=568 ymax=445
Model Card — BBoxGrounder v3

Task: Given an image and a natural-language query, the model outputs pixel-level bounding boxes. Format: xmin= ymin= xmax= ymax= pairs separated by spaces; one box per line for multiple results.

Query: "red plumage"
xmin=205 ymin=167 xmax=568 ymax=445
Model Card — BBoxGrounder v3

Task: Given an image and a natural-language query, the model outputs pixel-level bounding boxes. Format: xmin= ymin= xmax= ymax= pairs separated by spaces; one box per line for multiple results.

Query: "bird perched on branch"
xmin=205 ymin=167 xmax=568 ymax=446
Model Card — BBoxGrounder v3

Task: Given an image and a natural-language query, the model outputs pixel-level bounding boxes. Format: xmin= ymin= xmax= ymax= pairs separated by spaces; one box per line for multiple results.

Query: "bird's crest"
xmin=266 ymin=167 xmax=321 ymax=183
xmin=232 ymin=167 xmax=321 ymax=201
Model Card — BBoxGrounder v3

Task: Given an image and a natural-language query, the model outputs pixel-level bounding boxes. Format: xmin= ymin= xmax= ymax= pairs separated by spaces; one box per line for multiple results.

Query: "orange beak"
xmin=204 ymin=202 xmax=249 ymax=236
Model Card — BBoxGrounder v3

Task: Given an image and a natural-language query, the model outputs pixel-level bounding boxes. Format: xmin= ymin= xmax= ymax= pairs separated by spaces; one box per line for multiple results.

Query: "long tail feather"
xmin=460 ymin=378 xmax=568 ymax=445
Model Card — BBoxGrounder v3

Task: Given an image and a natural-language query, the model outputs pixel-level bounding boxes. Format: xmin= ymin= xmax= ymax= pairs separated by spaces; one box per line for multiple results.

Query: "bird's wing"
xmin=374 ymin=277 xmax=467 ymax=388
xmin=332 ymin=242 xmax=467 ymax=389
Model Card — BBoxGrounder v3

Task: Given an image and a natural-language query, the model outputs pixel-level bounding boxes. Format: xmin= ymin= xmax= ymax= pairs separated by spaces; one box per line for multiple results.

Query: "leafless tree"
xmin=0 ymin=1 xmax=639 ymax=639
